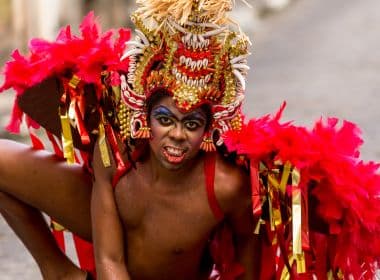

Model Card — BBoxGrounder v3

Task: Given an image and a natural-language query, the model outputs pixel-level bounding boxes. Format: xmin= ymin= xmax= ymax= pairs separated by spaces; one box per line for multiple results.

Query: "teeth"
xmin=166 ymin=147 xmax=184 ymax=156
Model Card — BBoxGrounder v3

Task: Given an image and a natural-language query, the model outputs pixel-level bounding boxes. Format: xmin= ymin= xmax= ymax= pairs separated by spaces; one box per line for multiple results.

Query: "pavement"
xmin=1 ymin=0 xmax=380 ymax=278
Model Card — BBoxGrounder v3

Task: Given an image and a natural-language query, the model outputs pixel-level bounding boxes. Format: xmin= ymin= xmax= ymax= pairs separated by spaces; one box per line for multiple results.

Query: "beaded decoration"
xmin=119 ymin=0 xmax=251 ymax=150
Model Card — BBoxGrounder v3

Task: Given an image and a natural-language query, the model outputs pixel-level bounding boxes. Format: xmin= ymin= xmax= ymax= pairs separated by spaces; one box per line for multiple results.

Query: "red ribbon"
xmin=250 ymin=160 xmax=262 ymax=218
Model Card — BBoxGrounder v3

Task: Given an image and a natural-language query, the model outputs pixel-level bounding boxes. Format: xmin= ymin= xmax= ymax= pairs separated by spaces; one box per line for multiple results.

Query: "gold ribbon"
xmin=268 ymin=161 xmax=291 ymax=195
xmin=280 ymin=162 xmax=292 ymax=195
xmin=291 ymin=167 xmax=305 ymax=274
xmin=295 ymin=253 xmax=306 ymax=274
xmin=254 ymin=218 xmax=265 ymax=235
xmin=51 ymin=220 xmax=66 ymax=231
xmin=98 ymin=121 xmax=111 ymax=168
xmin=69 ymin=75 xmax=80 ymax=88
xmin=267 ymin=162 xmax=292 ymax=229
xmin=279 ymin=252 xmax=306 ymax=280
xmin=292 ymin=186 xmax=302 ymax=255
xmin=291 ymin=167 xmax=301 ymax=255
xmin=60 ymin=110 xmax=75 ymax=164
xmin=267 ymin=185 xmax=276 ymax=231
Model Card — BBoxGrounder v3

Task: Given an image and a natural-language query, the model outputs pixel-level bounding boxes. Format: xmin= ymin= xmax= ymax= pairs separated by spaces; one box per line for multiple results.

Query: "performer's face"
xmin=149 ymin=96 xmax=208 ymax=170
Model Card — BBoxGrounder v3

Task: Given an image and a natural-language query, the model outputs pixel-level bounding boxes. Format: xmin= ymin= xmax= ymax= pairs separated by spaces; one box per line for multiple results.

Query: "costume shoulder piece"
xmin=0 ymin=12 xmax=131 ymax=162
xmin=223 ymin=104 xmax=380 ymax=279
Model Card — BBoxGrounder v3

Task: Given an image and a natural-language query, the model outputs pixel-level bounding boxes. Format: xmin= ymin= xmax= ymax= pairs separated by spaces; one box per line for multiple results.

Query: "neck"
xmin=147 ymin=151 xmax=203 ymax=185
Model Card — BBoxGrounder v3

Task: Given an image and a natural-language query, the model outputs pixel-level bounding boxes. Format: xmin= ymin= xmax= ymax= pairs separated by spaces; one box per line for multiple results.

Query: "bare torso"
xmin=114 ymin=153 xmax=221 ymax=280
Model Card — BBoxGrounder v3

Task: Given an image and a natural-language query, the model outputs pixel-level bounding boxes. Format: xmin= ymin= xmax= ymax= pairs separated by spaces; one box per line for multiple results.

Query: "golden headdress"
xmin=119 ymin=0 xmax=251 ymax=151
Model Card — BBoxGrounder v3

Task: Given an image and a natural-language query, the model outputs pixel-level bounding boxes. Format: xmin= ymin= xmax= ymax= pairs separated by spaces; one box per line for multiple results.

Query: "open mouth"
xmin=163 ymin=146 xmax=186 ymax=164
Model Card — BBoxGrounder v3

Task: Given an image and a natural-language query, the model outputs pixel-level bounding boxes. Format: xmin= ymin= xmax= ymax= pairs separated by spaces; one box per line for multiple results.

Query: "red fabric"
xmin=259 ymin=240 xmax=276 ymax=280
xmin=103 ymin=123 xmax=127 ymax=188
xmin=73 ymin=235 xmax=96 ymax=277
xmin=250 ymin=161 xmax=262 ymax=218
xmin=51 ymin=230 xmax=65 ymax=252
xmin=210 ymin=224 xmax=245 ymax=280
xmin=204 ymin=152 xmax=224 ymax=221
xmin=46 ymin=132 xmax=64 ymax=158
xmin=203 ymin=153 xmax=245 ymax=280
xmin=26 ymin=119 xmax=45 ymax=150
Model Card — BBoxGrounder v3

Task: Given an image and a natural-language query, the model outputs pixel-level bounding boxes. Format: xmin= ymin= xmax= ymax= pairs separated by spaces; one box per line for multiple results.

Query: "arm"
xmin=217 ymin=160 xmax=261 ymax=280
xmin=227 ymin=199 xmax=261 ymax=280
xmin=91 ymin=139 xmax=130 ymax=279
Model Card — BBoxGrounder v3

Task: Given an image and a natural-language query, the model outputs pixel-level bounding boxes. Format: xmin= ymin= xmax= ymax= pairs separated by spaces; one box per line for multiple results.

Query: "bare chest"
xmin=114 ymin=171 xmax=218 ymax=279
xmin=115 ymin=171 xmax=218 ymax=246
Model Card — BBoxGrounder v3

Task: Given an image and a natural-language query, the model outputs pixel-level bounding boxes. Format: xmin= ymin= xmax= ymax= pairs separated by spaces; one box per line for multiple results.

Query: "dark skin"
xmin=0 ymin=142 xmax=91 ymax=279
xmin=0 ymin=96 xmax=260 ymax=279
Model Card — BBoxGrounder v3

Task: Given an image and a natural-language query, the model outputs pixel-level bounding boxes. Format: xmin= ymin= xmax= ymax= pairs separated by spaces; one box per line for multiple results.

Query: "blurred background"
xmin=1 ymin=0 xmax=380 ymax=278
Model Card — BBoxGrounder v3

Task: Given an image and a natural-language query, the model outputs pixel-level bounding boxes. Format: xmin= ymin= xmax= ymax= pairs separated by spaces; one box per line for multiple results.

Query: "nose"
xmin=168 ymin=124 xmax=186 ymax=141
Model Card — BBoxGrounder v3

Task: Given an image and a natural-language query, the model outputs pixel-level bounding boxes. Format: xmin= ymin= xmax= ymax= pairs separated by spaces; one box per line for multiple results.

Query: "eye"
xmin=157 ymin=116 xmax=173 ymax=126
xmin=184 ymin=121 xmax=202 ymax=131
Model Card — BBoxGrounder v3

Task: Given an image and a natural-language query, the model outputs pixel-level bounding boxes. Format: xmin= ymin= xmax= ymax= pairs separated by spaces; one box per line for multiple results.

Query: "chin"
xmin=160 ymin=158 xmax=187 ymax=171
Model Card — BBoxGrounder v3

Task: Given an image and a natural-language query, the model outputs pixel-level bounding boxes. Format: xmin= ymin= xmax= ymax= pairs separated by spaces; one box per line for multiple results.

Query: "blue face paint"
xmin=151 ymin=105 xmax=207 ymax=131
xmin=152 ymin=106 xmax=173 ymax=119
xmin=183 ymin=112 xmax=207 ymax=123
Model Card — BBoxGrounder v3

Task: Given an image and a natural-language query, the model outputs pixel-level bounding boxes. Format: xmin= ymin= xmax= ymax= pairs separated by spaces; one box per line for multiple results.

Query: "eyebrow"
xmin=182 ymin=112 xmax=206 ymax=122
xmin=152 ymin=106 xmax=206 ymax=122
xmin=152 ymin=106 xmax=174 ymax=118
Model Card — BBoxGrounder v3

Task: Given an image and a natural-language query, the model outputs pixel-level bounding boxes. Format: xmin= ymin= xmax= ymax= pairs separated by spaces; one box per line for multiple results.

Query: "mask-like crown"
xmin=119 ymin=0 xmax=251 ymax=151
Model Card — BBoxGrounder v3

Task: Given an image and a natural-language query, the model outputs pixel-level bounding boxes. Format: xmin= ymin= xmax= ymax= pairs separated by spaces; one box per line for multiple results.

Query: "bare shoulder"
xmin=92 ymin=135 xmax=129 ymax=183
xmin=213 ymin=152 xmax=251 ymax=216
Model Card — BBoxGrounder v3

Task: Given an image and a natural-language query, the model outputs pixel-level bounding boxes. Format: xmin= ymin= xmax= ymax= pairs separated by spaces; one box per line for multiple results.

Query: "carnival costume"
xmin=1 ymin=0 xmax=380 ymax=279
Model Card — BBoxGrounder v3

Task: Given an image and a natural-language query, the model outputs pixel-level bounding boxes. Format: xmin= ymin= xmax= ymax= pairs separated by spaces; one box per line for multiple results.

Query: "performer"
xmin=1 ymin=0 xmax=380 ymax=279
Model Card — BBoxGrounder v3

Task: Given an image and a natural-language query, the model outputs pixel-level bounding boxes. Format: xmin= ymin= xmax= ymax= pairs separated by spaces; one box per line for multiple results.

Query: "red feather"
xmin=0 ymin=12 xmax=131 ymax=133
xmin=223 ymin=103 xmax=380 ymax=278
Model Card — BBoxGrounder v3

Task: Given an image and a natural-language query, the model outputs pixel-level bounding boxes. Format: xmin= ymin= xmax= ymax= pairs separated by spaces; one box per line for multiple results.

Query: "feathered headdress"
xmin=118 ymin=0 xmax=251 ymax=151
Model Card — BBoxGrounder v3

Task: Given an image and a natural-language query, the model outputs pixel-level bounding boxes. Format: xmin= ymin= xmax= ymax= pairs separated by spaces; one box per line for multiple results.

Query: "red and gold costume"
xmin=1 ymin=1 xmax=380 ymax=279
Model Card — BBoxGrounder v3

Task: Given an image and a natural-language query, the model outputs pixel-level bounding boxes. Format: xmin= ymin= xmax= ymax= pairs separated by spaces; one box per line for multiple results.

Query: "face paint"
xmin=149 ymin=96 xmax=208 ymax=170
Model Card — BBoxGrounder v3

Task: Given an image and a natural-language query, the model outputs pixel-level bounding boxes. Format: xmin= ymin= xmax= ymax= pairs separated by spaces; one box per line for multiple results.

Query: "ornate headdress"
xmin=118 ymin=0 xmax=251 ymax=151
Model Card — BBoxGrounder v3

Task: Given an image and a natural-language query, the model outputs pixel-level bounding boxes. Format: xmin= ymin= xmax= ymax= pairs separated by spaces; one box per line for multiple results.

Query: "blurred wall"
xmin=0 ymin=0 xmax=289 ymax=51
xmin=0 ymin=0 xmax=136 ymax=54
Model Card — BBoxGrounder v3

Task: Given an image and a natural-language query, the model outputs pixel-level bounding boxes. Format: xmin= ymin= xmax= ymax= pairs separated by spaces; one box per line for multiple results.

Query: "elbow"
xmin=98 ymin=257 xmax=122 ymax=269
xmin=96 ymin=250 xmax=126 ymax=267
xmin=95 ymin=256 xmax=129 ymax=279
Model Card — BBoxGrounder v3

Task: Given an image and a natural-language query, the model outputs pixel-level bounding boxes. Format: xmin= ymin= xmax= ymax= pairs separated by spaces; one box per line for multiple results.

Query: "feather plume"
xmin=223 ymin=103 xmax=380 ymax=278
xmin=0 ymin=12 xmax=131 ymax=133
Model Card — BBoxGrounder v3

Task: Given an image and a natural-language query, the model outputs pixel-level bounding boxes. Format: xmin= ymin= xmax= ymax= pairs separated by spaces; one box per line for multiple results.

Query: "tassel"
xmin=131 ymin=113 xmax=152 ymax=139
xmin=200 ymin=134 xmax=216 ymax=152
xmin=134 ymin=127 xmax=152 ymax=139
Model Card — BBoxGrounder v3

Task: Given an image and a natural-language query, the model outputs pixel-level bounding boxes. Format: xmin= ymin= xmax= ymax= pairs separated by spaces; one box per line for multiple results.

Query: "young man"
xmin=2 ymin=1 xmax=380 ymax=279
xmin=91 ymin=93 xmax=259 ymax=279
xmin=0 ymin=93 xmax=258 ymax=279
xmin=0 ymin=0 xmax=260 ymax=278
